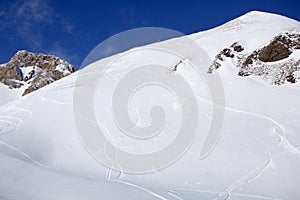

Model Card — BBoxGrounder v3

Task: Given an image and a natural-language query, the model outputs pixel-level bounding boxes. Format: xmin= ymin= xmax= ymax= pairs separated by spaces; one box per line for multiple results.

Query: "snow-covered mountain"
xmin=0 ymin=11 xmax=300 ymax=200
xmin=0 ymin=50 xmax=74 ymax=99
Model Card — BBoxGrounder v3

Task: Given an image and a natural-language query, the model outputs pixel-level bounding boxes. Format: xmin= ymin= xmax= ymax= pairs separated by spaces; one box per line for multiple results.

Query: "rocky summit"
xmin=208 ymin=32 xmax=300 ymax=85
xmin=0 ymin=50 xmax=74 ymax=96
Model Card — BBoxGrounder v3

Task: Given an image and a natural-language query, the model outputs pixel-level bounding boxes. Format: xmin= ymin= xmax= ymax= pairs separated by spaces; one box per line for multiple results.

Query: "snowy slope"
xmin=0 ymin=84 xmax=22 ymax=107
xmin=0 ymin=11 xmax=300 ymax=200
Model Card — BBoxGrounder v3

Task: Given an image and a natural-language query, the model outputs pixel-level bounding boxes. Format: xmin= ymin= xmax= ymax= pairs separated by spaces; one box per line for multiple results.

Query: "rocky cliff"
xmin=0 ymin=50 xmax=74 ymax=96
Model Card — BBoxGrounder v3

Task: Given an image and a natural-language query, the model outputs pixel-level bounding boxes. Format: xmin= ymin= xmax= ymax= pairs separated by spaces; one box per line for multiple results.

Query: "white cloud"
xmin=14 ymin=0 xmax=53 ymax=23
xmin=0 ymin=0 xmax=74 ymax=49
xmin=0 ymin=0 xmax=52 ymax=33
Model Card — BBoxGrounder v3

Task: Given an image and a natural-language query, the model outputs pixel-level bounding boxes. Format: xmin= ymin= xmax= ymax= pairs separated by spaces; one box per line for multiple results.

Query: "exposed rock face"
xmin=0 ymin=63 xmax=22 ymax=83
xmin=208 ymin=32 xmax=300 ymax=85
xmin=0 ymin=50 xmax=74 ymax=96
xmin=246 ymin=33 xmax=300 ymax=64
xmin=208 ymin=42 xmax=244 ymax=73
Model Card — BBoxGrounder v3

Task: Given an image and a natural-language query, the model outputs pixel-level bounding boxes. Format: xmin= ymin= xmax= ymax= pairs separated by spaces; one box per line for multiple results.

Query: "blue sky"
xmin=0 ymin=0 xmax=299 ymax=69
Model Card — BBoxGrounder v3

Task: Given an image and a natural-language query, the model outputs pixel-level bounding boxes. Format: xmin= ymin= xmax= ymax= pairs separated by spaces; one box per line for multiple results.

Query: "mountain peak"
xmin=237 ymin=10 xmax=299 ymax=24
xmin=0 ymin=50 xmax=74 ymax=96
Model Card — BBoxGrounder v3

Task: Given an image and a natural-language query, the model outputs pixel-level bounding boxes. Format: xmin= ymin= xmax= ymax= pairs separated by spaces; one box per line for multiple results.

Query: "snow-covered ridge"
xmin=190 ymin=10 xmax=300 ymax=58
xmin=0 ymin=50 xmax=74 ymax=96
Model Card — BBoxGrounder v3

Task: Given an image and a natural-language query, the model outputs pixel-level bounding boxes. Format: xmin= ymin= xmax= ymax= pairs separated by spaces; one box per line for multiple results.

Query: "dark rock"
xmin=3 ymin=79 xmax=24 ymax=89
xmin=257 ymin=33 xmax=300 ymax=63
xmin=243 ymin=51 xmax=259 ymax=66
xmin=24 ymin=70 xmax=35 ymax=82
xmin=52 ymin=70 xmax=64 ymax=80
xmin=222 ymin=48 xmax=234 ymax=58
xmin=286 ymin=74 xmax=296 ymax=83
xmin=258 ymin=35 xmax=292 ymax=62
xmin=238 ymin=71 xmax=251 ymax=76
xmin=231 ymin=42 xmax=244 ymax=52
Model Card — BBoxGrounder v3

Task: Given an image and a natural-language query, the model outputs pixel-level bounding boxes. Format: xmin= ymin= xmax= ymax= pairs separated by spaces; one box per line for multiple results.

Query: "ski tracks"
xmin=212 ymin=105 xmax=300 ymax=200
xmin=0 ymin=104 xmax=32 ymax=135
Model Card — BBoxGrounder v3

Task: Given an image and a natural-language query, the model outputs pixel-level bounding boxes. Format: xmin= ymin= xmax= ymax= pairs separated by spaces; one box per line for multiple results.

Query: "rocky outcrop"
xmin=208 ymin=32 xmax=300 ymax=85
xmin=208 ymin=42 xmax=244 ymax=73
xmin=244 ymin=33 xmax=300 ymax=64
xmin=0 ymin=50 xmax=74 ymax=96
xmin=0 ymin=63 xmax=22 ymax=83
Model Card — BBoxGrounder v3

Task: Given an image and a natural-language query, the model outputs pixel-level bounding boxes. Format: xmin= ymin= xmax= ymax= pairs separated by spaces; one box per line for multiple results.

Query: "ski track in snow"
xmin=0 ymin=81 xmax=298 ymax=200
xmin=0 ymin=139 xmax=175 ymax=200
xmin=206 ymin=102 xmax=300 ymax=200
xmin=1 ymin=91 xmax=294 ymax=200
xmin=0 ymin=141 xmax=50 ymax=169
xmin=40 ymin=93 xmax=70 ymax=105
xmin=0 ymin=104 xmax=31 ymax=135
xmin=166 ymin=190 xmax=184 ymax=200
xmin=168 ymin=188 xmax=283 ymax=200
xmin=110 ymin=179 xmax=168 ymax=200
xmin=0 ymin=116 xmax=21 ymax=135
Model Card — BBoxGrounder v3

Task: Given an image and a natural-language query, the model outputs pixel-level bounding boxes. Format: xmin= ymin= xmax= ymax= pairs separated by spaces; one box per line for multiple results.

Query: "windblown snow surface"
xmin=0 ymin=11 xmax=300 ymax=200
